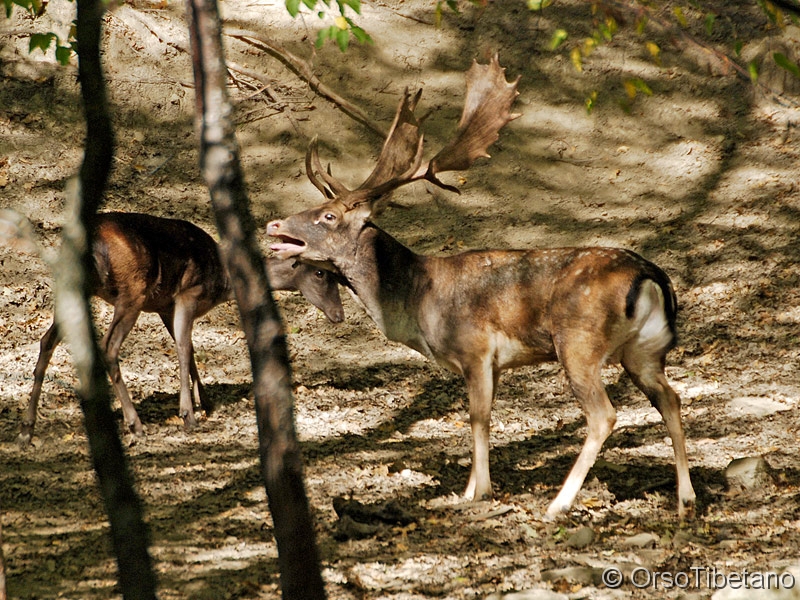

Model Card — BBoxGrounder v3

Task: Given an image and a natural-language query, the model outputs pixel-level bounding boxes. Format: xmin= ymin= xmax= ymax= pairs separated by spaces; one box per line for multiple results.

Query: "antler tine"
xmin=346 ymin=133 xmax=426 ymax=209
xmin=305 ymin=136 xmax=333 ymax=199
xmin=306 ymin=136 xmax=351 ymax=198
xmin=356 ymin=88 xmax=424 ymax=193
xmin=424 ymin=54 xmax=520 ymax=188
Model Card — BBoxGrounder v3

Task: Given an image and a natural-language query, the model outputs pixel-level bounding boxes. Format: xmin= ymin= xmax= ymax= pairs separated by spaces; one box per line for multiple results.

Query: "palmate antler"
xmin=306 ymin=55 xmax=520 ymax=209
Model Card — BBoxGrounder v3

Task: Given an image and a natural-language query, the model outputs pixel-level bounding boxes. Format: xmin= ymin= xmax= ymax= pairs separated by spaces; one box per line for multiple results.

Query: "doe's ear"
xmin=367 ymin=192 xmax=395 ymax=219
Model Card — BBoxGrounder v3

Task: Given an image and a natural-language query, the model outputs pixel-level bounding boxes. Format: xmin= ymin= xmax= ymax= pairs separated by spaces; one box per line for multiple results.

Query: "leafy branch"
xmin=529 ymin=0 xmax=800 ymax=111
xmin=285 ymin=0 xmax=372 ymax=51
xmin=4 ymin=0 xmax=76 ymax=65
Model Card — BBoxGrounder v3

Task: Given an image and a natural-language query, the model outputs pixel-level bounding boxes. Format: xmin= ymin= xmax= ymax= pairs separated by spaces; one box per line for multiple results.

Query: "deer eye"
xmin=323 ymin=212 xmax=337 ymax=222
xmin=314 ymin=270 xmax=325 ymax=279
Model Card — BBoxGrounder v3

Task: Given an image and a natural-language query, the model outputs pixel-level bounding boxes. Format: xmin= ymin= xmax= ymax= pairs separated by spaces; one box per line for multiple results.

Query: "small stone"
xmin=565 ymin=525 xmax=596 ymax=549
xmin=541 ymin=566 xmax=599 ymax=586
xmin=725 ymin=456 xmax=776 ymax=491
xmin=620 ymin=532 xmax=659 ymax=549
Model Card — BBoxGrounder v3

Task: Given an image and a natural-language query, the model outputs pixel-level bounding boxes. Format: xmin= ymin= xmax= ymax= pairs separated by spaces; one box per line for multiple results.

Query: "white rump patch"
xmin=631 ymin=280 xmax=673 ymax=353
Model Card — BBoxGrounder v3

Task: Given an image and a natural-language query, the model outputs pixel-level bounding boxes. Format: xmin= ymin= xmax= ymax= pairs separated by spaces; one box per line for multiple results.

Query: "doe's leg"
xmin=101 ymin=305 xmax=144 ymax=435
xmin=172 ymin=295 xmax=202 ymax=430
xmin=546 ymin=350 xmax=616 ymax=520
xmin=19 ymin=321 xmax=63 ymax=447
xmin=159 ymin=311 xmax=213 ymax=416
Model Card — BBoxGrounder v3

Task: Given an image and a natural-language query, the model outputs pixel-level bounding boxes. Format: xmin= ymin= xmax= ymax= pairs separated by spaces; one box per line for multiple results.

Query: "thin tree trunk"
xmin=184 ymin=0 xmax=326 ymax=598
xmin=56 ymin=0 xmax=158 ymax=597
xmin=0 ymin=521 xmax=6 ymax=600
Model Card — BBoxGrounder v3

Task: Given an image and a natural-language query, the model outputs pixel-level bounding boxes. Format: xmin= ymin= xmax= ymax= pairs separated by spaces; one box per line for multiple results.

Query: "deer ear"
xmin=347 ymin=198 xmax=377 ymax=223
xmin=368 ymin=193 xmax=395 ymax=218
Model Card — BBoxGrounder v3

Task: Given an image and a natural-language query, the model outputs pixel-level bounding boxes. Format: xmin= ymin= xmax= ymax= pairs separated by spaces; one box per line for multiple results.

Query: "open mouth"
xmin=269 ymin=234 xmax=307 ymax=259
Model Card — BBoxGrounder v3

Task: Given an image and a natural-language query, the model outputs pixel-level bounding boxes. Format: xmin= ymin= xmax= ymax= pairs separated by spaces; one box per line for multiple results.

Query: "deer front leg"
xmin=102 ymin=308 xmax=145 ymax=436
xmin=172 ymin=298 xmax=201 ymax=430
xmin=463 ymin=360 xmax=499 ymax=501
xmin=546 ymin=357 xmax=616 ymax=520
xmin=19 ymin=321 xmax=63 ymax=447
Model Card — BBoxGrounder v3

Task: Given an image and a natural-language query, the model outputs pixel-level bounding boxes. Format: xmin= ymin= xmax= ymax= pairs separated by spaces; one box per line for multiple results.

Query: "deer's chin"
xmin=269 ymin=242 xmax=306 ymax=259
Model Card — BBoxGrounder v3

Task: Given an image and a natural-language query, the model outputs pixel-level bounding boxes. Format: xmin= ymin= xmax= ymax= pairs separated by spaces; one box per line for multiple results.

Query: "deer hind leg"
xmin=19 ymin=321 xmax=63 ymax=447
xmin=546 ymin=349 xmax=616 ymax=520
xmin=463 ymin=359 xmax=500 ymax=501
xmin=622 ymin=350 xmax=696 ymax=519
xmin=159 ymin=311 xmax=213 ymax=416
xmin=102 ymin=305 xmax=145 ymax=435
xmin=622 ymin=278 xmax=695 ymax=519
xmin=172 ymin=295 xmax=203 ymax=430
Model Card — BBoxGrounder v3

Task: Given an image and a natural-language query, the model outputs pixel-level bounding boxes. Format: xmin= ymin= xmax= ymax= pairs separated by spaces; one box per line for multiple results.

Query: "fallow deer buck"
xmin=267 ymin=56 xmax=696 ymax=519
xmin=19 ymin=211 xmax=344 ymax=446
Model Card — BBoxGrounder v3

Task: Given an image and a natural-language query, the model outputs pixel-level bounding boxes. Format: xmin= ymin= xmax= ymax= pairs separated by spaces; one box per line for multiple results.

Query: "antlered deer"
xmin=268 ymin=56 xmax=696 ymax=519
xmin=19 ymin=211 xmax=344 ymax=446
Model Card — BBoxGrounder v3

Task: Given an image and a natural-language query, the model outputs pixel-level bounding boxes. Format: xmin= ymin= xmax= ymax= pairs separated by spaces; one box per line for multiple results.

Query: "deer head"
xmin=268 ymin=55 xmax=520 ymax=268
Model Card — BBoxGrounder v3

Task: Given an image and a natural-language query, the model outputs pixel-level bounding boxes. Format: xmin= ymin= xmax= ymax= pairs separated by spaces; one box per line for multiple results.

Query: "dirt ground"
xmin=1 ymin=0 xmax=800 ymax=598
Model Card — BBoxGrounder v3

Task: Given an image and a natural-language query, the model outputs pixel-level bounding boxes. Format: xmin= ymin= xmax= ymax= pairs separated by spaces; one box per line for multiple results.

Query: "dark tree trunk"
xmin=55 ymin=0 xmax=159 ymax=597
xmin=0 ymin=521 xmax=6 ymax=600
xmin=184 ymin=0 xmax=327 ymax=598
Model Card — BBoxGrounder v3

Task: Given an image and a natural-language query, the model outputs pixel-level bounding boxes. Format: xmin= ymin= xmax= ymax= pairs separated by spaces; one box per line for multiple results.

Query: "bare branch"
xmin=225 ymin=28 xmax=388 ymax=137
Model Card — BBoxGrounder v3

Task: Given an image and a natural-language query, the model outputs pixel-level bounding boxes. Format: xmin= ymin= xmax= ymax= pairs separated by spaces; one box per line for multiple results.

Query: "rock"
xmin=565 ymin=526 xmax=596 ymax=549
xmin=541 ymin=566 xmax=601 ymax=586
xmin=620 ymin=532 xmax=659 ymax=549
xmin=727 ymin=397 xmax=791 ymax=418
xmin=725 ymin=456 xmax=776 ymax=491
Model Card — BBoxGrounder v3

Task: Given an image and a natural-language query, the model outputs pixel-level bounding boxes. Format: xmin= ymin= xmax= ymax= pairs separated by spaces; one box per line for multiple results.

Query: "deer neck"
xmin=342 ymin=224 xmax=434 ymax=358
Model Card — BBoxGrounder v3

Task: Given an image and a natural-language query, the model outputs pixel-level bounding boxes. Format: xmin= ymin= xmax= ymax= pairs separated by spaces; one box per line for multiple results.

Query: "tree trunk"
xmin=184 ymin=1 xmax=327 ymax=598
xmin=55 ymin=0 xmax=158 ymax=597
xmin=0 ymin=521 xmax=6 ymax=600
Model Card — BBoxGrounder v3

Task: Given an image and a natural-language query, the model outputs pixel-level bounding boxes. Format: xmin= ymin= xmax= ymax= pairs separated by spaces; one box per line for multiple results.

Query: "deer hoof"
xmin=543 ymin=502 xmax=571 ymax=522
xmin=182 ymin=413 xmax=198 ymax=431
xmin=678 ymin=498 xmax=696 ymax=521
xmin=127 ymin=420 xmax=145 ymax=437
xmin=17 ymin=430 xmax=33 ymax=449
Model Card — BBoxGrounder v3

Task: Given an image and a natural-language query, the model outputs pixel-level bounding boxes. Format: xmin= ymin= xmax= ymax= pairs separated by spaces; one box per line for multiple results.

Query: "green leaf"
xmin=673 ymin=6 xmax=687 ymax=27
xmin=29 ymin=32 xmax=54 ymax=54
xmin=301 ymin=0 xmax=317 ymax=8
xmin=622 ymin=78 xmax=652 ymax=99
xmin=350 ymin=24 xmax=372 ymax=44
xmin=340 ymin=0 xmax=360 ymax=14
xmin=632 ymin=78 xmax=652 ymax=95
xmin=704 ymin=13 xmax=715 ymax=35
xmin=773 ymin=52 xmax=800 ymax=78
xmin=548 ymin=28 xmax=568 ymax=51
xmin=748 ymin=60 xmax=759 ymax=83
xmin=285 ymin=0 xmax=300 ymax=17
xmin=315 ymin=27 xmax=331 ymax=48
xmin=527 ymin=0 xmax=553 ymax=10
xmin=570 ymin=46 xmax=582 ymax=72
xmin=734 ymin=40 xmax=743 ymax=56
xmin=335 ymin=27 xmax=349 ymax=51
xmin=55 ymin=45 xmax=71 ymax=65
xmin=585 ymin=90 xmax=598 ymax=115
xmin=635 ymin=15 xmax=648 ymax=35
